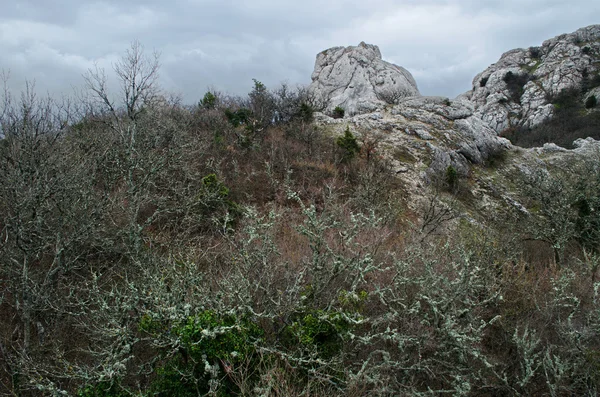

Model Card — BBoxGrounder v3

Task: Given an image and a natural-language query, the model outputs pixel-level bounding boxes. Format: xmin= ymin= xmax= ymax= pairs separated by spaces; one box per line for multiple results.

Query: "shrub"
xmin=283 ymin=309 xmax=352 ymax=359
xmin=480 ymin=76 xmax=489 ymax=87
xmin=586 ymin=95 xmax=597 ymax=109
xmin=145 ymin=311 xmax=264 ymax=396
xmin=249 ymin=78 xmax=275 ymax=129
xmin=529 ymin=46 xmax=542 ymax=59
xmin=503 ymin=71 xmax=531 ymax=103
xmin=298 ymin=102 xmax=314 ymax=123
xmin=224 ymin=107 xmax=252 ymax=127
xmin=336 ymin=127 xmax=360 ymax=162
xmin=200 ymin=91 xmax=217 ymax=109
xmin=193 ymin=174 xmax=243 ymax=229
xmin=271 ymin=83 xmax=319 ymax=124
xmin=78 ymin=382 xmax=127 ymax=397
xmin=445 ymin=165 xmax=458 ymax=189
xmin=376 ymin=87 xmax=412 ymax=104
xmin=332 ymin=106 xmax=345 ymax=119
xmin=551 ymin=87 xmax=581 ymax=110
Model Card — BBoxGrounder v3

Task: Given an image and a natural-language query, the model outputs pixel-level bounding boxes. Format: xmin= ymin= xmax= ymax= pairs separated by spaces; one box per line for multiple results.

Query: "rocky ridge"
xmin=468 ymin=24 xmax=600 ymax=133
xmin=310 ymin=28 xmax=600 ymax=218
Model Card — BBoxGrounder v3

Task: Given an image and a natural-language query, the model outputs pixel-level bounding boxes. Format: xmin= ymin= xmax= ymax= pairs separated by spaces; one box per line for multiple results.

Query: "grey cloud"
xmin=1 ymin=1 xmax=599 ymax=103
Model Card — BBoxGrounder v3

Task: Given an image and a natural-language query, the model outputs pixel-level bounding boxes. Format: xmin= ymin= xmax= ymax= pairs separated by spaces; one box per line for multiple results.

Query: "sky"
xmin=1 ymin=0 xmax=599 ymax=104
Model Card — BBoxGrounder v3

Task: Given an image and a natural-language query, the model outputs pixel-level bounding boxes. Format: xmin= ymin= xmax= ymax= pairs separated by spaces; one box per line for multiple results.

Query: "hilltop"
xmin=1 ymin=26 xmax=600 ymax=397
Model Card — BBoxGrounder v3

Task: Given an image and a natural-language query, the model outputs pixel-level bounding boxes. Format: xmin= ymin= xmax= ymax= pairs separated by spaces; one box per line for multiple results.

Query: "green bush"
xmin=332 ymin=106 xmax=345 ymax=119
xmin=446 ymin=165 xmax=458 ymax=188
xmin=336 ymin=127 xmax=360 ymax=163
xmin=298 ymin=102 xmax=314 ymax=123
xmin=192 ymin=174 xmax=243 ymax=229
xmin=200 ymin=91 xmax=217 ymax=109
xmin=529 ymin=46 xmax=542 ymax=59
xmin=586 ymin=94 xmax=597 ymax=109
xmin=147 ymin=311 xmax=263 ymax=396
xmin=284 ymin=309 xmax=352 ymax=359
xmin=224 ymin=107 xmax=252 ymax=127
xmin=77 ymin=382 xmax=127 ymax=397
xmin=503 ymin=71 xmax=531 ymax=103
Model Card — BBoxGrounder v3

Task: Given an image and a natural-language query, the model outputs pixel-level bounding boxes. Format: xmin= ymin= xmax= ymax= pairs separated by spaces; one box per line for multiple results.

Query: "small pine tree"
xmin=298 ymin=103 xmax=314 ymax=123
xmin=446 ymin=165 xmax=458 ymax=188
xmin=200 ymin=91 xmax=217 ymax=109
xmin=336 ymin=127 xmax=360 ymax=163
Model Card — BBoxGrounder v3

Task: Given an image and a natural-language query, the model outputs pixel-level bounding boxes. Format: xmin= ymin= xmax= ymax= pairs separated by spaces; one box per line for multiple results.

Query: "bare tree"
xmin=84 ymin=40 xmax=160 ymax=121
xmin=83 ymin=41 xmax=168 ymax=255
xmin=375 ymin=86 xmax=412 ymax=105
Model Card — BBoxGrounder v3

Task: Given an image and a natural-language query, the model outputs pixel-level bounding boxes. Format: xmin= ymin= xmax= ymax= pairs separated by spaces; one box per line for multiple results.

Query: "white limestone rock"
xmin=467 ymin=24 xmax=600 ymax=133
xmin=309 ymin=42 xmax=420 ymax=116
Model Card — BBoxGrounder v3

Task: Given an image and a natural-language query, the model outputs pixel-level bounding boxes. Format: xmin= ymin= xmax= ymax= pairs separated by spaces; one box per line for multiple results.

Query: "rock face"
xmin=468 ymin=24 xmax=600 ymax=133
xmin=315 ymin=96 xmax=511 ymax=180
xmin=309 ymin=42 xmax=420 ymax=115
xmin=309 ymin=27 xmax=600 ymax=223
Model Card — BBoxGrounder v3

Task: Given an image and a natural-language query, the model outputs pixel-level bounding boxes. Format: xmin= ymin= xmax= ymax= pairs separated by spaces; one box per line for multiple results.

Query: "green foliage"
xmin=250 ymin=78 xmax=267 ymax=98
xmin=285 ymin=309 xmax=351 ymax=359
xmin=338 ymin=289 xmax=368 ymax=313
xmin=552 ymin=87 xmax=581 ymax=110
xmin=332 ymin=106 xmax=345 ymax=119
xmin=586 ymin=94 xmax=597 ymax=109
xmin=192 ymin=174 xmax=243 ymax=229
xmin=446 ymin=165 xmax=459 ymax=188
xmin=139 ymin=313 xmax=166 ymax=335
xmin=336 ymin=127 xmax=360 ymax=163
xmin=529 ymin=46 xmax=542 ymax=59
xmin=176 ymin=311 xmax=262 ymax=361
xmin=147 ymin=310 xmax=263 ymax=396
xmin=202 ymin=173 xmax=230 ymax=198
xmin=77 ymin=382 xmax=127 ymax=397
xmin=248 ymin=78 xmax=275 ymax=129
xmin=200 ymin=91 xmax=217 ymax=109
xmin=298 ymin=102 xmax=314 ymax=123
xmin=224 ymin=107 xmax=252 ymax=127
xmin=581 ymin=70 xmax=600 ymax=92
xmin=503 ymin=88 xmax=600 ymax=148
xmin=503 ymin=71 xmax=531 ymax=103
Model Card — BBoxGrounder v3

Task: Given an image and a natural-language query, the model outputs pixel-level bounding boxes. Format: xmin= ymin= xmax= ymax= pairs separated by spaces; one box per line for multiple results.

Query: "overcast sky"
xmin=1 ymin=0 xmax=599 ymax=103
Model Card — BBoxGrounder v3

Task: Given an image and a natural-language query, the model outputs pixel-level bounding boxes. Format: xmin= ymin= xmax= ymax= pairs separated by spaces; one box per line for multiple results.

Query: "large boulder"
xmin=309 ymin=42 xmax=420 ymax=116
xmin=467 ymin=24 xmax=600 ymax=133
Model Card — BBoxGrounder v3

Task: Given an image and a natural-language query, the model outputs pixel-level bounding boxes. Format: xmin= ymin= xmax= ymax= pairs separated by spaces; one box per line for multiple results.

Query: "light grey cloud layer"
xmin=1 ymin=0 xmax=599 ymax=103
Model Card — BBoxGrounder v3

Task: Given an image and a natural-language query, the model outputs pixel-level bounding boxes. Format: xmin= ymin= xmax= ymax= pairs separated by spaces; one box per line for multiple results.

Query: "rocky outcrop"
xmin=315 ymin=96 xmax=511 ymax=180
xmin=468 ymin=24 xmax=600 ymax=133
xmin=309 ymin=42 xmax=420 ymax=116
xmin=308 ymin=28 xmax=600 ymax=225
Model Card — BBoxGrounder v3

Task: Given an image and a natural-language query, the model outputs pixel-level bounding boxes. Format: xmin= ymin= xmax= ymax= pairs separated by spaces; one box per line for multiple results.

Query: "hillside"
xmin=1 ymin=28 xmax=600 ymax=396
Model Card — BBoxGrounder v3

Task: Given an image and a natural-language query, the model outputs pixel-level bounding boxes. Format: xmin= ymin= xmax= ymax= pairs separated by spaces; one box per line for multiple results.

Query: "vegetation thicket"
xmin=502 ymin=78 xmax=600 ymax=148
xmin=1 ymin=42 xmax=600 ymax=396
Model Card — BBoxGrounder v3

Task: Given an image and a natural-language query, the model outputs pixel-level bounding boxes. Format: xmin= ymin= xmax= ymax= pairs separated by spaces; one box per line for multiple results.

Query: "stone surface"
xmin=308 ymin=28 xmax=600 ymax=228
xmin=467 ymin=24 xmax=600 ymax=133
xmin=309 ymin=42 xmax=420 ymax=116
xmin=317 ymin=95 xmax=511 ymax=187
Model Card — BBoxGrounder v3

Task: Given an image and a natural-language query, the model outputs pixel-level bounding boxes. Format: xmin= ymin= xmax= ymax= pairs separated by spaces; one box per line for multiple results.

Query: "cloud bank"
xmin=1 ymin=0 xmax=599 ymax=103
